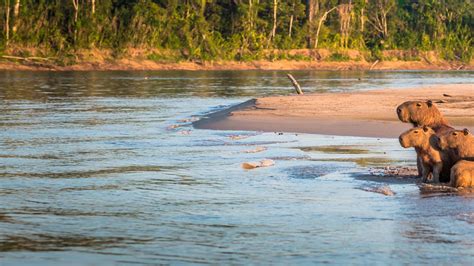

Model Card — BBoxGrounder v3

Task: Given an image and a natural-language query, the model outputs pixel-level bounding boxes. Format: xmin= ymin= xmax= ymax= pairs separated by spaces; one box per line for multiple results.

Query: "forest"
xmin=0 ymin=0 xmax=472 ymax=63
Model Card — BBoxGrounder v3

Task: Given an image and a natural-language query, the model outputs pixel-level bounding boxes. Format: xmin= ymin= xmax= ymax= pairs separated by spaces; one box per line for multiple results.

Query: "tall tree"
xmin=306 ymin=0 xmax=319 ymax=47
xmin=72 ymin=0 xmax=79 ymax=22
xmin=337 ymin=2 xmax=352 ymax=48
xmin=12 ymin=0 xmax=18 ymax=33
xmin=314 ymin=5 xmax=337 ymax=49
xmin=270 ymin=0 xmax=277 ymax=42
xmin=4 ymin=0 xmax=10 ymax=44
xmin=367 ymin=0 xmax=395 ymax=39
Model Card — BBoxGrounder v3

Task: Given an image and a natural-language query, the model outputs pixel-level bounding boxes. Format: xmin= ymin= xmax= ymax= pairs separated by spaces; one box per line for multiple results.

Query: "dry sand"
xmin=194 ymin=84 xmax=474 ymax=138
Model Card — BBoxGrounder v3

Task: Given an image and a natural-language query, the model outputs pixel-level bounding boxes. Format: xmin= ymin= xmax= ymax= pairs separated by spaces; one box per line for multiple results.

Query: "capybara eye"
xmin=414 ymin=131 xmax=419 ymax=133
xmin=416 ymin=103 xmax=422 ymax=107
xmin=453 ymin=132 xmax=458 ymax=136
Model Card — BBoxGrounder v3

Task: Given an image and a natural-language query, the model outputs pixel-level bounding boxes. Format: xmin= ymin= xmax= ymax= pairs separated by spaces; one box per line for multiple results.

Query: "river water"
xmin=1 ymin=71 xmax=473 ymax=265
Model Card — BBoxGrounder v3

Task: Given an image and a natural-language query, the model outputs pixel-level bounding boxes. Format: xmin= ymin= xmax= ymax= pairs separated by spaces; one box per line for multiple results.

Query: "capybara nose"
xmin=397 ymin=108 xmax=401 ymax=114
xmin=398 ymin=136 xmax=403 ymax=144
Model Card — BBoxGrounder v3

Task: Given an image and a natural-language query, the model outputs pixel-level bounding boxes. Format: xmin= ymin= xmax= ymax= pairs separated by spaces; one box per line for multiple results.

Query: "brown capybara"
xmin=396 ymin=100 xmax=454 ymax=177
xmin=437 ymin=128 xmax=474 ymax=162
xmin=399 ymin=126 xmax=452 ymax=183
xmin=396 ymin=100 xmax=453 ymax=134
xmin=450 ymin=160 xmax=474 ymax=188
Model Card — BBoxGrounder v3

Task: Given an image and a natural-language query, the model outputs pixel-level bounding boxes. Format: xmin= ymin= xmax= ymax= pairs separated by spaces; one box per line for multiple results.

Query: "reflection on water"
xmin=1 ymin=71 xmax=473 ymax=264
xmin=1 ymin=234 xmax=151 ymax=252
xmin=0 ymin=165 xmax=168 ymax=179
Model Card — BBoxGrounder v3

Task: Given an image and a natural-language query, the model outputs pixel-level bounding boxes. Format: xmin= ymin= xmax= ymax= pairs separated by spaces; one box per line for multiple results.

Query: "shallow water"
xmin=1 ymin=71 xmax=473 ymax=264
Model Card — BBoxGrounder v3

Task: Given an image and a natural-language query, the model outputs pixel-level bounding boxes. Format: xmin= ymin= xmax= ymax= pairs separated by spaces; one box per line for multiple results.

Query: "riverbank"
xmin=194 ymin=84 xmax=474 ymax=138
xmin=0 ymin=59 xmax=470 ymax=71
xmin=0 ymin=48 xmax=471 ymax=71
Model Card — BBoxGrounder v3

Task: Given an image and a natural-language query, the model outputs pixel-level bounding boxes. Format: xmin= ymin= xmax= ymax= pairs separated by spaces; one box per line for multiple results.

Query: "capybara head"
xmin=396 ymin=100 xmax=446 ymax=127
xmin=399 ymin=126 xmax=436 ymax=148
xmin=438 ymin=128 xmax=471 ymax=150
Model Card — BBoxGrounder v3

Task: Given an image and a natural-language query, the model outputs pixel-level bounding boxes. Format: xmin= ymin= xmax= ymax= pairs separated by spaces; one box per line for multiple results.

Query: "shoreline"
xmin=194 ymin=84 xmax=474 ymax=138
xmin=0 ymin=59 xmax=472 ymax=72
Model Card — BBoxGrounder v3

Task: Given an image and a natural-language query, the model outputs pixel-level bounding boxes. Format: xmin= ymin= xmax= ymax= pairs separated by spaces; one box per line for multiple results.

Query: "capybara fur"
xmin=399 ymin=126 xmax=452 ymax=183
xmin=450 ymin=160 xmax=474 ymax=188
xmin=396 ymin=100 xmax=452 ymax=133
xmin=438 ymin=128 xmax=474 ymax=162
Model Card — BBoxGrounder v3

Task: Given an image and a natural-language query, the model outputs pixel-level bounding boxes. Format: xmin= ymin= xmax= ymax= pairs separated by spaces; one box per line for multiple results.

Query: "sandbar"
xmin=194 ymin=84 xmax=474 ymax=138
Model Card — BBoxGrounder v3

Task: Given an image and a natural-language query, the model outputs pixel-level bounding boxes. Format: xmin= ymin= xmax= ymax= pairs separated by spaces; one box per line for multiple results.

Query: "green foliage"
xmin=147 ymin=51 xmax=183 ymax=63
xmin=0 ymin=0 xmax=471 ymax=62
xmin=328 ymin=53 xmax=350 ymax=62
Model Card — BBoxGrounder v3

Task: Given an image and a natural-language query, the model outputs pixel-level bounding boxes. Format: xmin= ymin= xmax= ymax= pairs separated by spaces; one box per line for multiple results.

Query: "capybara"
xmin=450 ymin=160 xmax=474 ymax=188
xmin=396 ymin=100 xmax=454 ymax=177
xmin=399 ymin=126 xmax=452 ymax=183
xmin=437 ymin=128 xmax=474 ymax=162
xmin=396 ymin=100 xmax=453 ymax=134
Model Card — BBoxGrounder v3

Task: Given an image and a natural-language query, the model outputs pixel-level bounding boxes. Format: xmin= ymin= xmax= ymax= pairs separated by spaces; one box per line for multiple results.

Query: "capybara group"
xmin=396 ymin=100 xmax=454 ymax=177
xmin=396 ymin=100 xmax=473 ymax=188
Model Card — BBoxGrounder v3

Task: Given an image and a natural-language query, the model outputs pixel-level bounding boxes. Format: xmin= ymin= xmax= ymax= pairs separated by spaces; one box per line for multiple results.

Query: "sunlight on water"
xmin=0 ymin=71 xmax=473 ymax=264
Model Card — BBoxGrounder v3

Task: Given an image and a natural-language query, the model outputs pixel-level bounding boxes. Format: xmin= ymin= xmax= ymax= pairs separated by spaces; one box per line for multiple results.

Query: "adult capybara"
xmin=399 ymin=126 xmax=451 ymax=183
xmin=437 ymin=128 xmax=474 ymax=162
xmin=450 ymin=160 xmax=474 ymax=188
xmin=396 ymin=100 xmax=454 ymax=177
xmin=396 ymin=100 xmax=453 ymax=134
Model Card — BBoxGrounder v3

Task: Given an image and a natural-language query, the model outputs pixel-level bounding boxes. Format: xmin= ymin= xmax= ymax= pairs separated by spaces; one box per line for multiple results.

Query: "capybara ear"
xmin=423 ymin=126 xmax=429 ymax=132
xmin=463 ymin=128 xmax=470 ymax=135
xmin=426 ymin=100 xmax=433 ymax=107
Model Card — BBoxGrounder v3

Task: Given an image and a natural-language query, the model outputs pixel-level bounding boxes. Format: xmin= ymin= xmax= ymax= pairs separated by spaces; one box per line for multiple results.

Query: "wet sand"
xmin=194 ymin=84 xmax=474 ymax=138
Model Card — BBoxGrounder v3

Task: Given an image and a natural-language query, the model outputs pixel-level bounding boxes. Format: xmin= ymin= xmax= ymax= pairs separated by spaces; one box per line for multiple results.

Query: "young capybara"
xmin=396 ymin=100 xmax=454 ymax=177
xmin=399 ymin=126 xmax=452 ymax=183
xmin=437 ymin=128 xmax=474 ymax=162
xmin=450 ymin=160 xmax=474 ymax=188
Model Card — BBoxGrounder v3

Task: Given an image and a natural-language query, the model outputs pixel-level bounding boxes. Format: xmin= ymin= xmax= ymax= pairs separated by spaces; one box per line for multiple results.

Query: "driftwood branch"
xmin=370 ymin=60 xmax=380 ymax=70
xmin=287 ymin=73 xmax=303 ymax=95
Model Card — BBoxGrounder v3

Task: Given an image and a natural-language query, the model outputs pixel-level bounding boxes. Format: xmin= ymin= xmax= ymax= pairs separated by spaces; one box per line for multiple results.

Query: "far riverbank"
xmin=0 ymin=48 xmax=471 ymax=71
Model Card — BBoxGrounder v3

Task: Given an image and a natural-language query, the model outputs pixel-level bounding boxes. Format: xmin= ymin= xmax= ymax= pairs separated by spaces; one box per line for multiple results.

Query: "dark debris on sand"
xmin=370 ymin=166 xmax=419 ymax=178
xmin=353 ymin=166 xmax=419 ymax=184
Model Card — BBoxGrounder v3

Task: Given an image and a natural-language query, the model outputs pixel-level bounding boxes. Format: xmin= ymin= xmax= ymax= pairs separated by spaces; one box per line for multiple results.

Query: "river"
xmin=1 ymin=70 xmax=473 ymax=264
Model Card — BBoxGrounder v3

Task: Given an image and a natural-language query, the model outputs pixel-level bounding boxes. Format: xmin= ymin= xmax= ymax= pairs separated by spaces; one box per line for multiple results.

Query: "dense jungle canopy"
xmin=0 ymin=0 xmax=472 ymax=62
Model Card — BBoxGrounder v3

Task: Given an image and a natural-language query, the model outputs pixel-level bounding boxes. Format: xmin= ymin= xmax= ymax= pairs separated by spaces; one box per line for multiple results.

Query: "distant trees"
xmin=0 ymin=0 xmax=471 ymax=62
xmin=367 ymin=0 xmax=394 ymax=39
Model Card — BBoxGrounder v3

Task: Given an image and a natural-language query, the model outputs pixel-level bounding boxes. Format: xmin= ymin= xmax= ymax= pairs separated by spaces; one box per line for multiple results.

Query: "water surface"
xmin=1 ymin=71 xmax=473 ymax=264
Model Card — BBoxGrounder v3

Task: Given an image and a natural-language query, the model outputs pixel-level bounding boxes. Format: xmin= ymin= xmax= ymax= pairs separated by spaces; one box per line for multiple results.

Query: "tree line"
xmin=0 ymin=0 xmax=472 ymax=62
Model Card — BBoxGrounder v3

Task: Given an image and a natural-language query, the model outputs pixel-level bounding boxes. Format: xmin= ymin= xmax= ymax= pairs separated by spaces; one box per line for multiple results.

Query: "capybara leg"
xmin=432 ymin=163 xmax=442 ymax=183
xmin=450 ymin=167 xmax=457 ymax=188
xmin=421 ymin=164 xmax=431 ymax=183
xmin=417 ymin=156 xmax=423 ymax=177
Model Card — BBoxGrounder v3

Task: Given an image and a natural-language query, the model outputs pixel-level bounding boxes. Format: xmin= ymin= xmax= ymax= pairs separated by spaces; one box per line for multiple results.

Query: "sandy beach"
xmin=0 ymin=58 xmax=471 ymax=71
xmin=194 ymin=84 xmax=474 ymax=138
